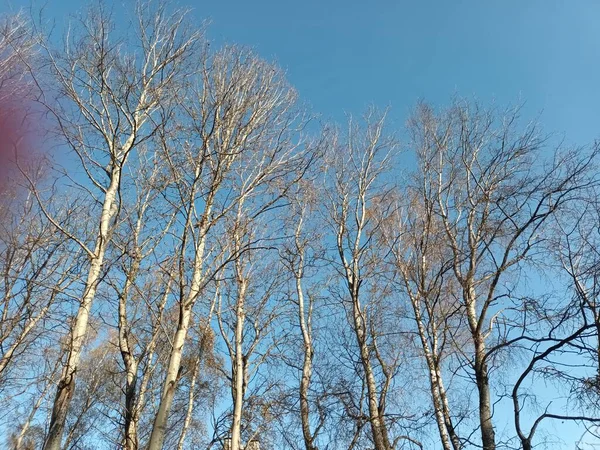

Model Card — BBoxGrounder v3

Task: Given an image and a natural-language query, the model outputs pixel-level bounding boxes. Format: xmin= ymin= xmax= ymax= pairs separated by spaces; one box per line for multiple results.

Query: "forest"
xmin=0 ymin=2 xmax=599 ymax=450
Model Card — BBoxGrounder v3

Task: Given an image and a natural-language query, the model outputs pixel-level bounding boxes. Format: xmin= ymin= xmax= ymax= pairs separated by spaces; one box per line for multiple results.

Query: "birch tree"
xmin=323 ymin=111 xmax=406 ymax=450
xmin=280 ymin=178 xmax=326 ymax=450
xmin=382 ymin=189 xmax=465 ymax=450
xmin=100 ymin=142 xmax=180 ymax=450
xmin=407 ymin=100 xmax=598 ymax=450
xmin=25 ymin=4 xmax=201 ymax=448
xmin=148 ymin=45 xmax=309 ymax=449
xmin=216 ymin=208 xmax=287 ymax=450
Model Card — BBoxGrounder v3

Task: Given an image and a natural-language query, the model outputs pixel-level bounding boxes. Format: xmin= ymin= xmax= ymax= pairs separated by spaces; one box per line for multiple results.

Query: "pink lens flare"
xmin=0 ymin=87 xmax=47 ymax=214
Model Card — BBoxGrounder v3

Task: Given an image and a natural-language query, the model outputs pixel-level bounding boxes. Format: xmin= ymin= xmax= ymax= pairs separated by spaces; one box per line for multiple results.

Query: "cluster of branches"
xmin=0 ymin=3 xmax=599 ymax=450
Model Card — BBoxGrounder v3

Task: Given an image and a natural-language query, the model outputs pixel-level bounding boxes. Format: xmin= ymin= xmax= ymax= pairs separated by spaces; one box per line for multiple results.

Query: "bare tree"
xmin=215 ymin=207 xmax=287 ymax=450
xmin=98 ymin=140 xmax=181 ymax=450
xmin=323 ymin=110 xmax=405 ymax=450
xmin=279 ymin=177 xmax=326 ymax=450
xmin=147 ymin=44 xmax=309 ymax=449
xmin=1 ymin=6 xmax=597 ymax=448
xmin=381 ymin=188 xmax=465 ymax=450
xmin=21 ymin=3 xmax=202 ymax=448
xmin=406 ymin=100 xmax=598 ymax=450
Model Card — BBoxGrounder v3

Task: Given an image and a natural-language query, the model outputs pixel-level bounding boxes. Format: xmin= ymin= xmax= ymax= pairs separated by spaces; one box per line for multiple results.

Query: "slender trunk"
xmin=412 ymin=302 xmax=453 ymax=450
xmin=466 ymin=288 xmax=495 ymax=450
xmin=409 ymin=283 xmax=460 ymax=450
xmin=136 ymin=279 xmax=171 ymax=420
xmin=123 ymin=358 xmax=139 ymax=450
xmin=147 ymin=281 xmax=198 ymax=449
xmin=437 ymin=368 xmax=461 ymax=450
xmin=297 ymin=276 xmax=316 ymax=450
xmin=299 ymin=347 xmax=314 ymax=450
xmin=0 ymin=304 xmax=50 ymax=375
xmin=43 ymin=258 xmax=102 ymax=450
xmin=15 ymin=382 xmax=49 ymax=449
xmin=230 ymin=279 xmax=247 ymax=450
xmin=176 ymin=354 xmax=199 ymax=450
xmin=351 ymin=290 xmax=390 ymax=450
xmin=337 ymin=202 xmax=391 ymax=450
xmin=119 ymin=259 xmax=140 ymax=450
xmin=594 ymin=308 xmax=600 ymax=382
xmin=147 ymin=186 xmax=213 ymax=450
xmin=474 ymin=341 xmax=495 ymax=450
xmin=147 ymin=303 xmax=192 ymax=449
xmin=42 ymin=166 xmax=121 ymax=450
xmin=124 ymin=294 xmax=167 ymax=449
xmin=177 ymin=308 xmax=214 ymax=450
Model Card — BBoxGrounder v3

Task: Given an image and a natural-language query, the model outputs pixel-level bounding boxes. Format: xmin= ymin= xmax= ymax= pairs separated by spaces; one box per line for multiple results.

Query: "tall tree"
xmin=406 ymin=100 xmax=598 ymax=450
xmin=147 ymin=45 xmax=309 ymax=449
xmin=216 ymin=208 xmax=287 ymax=450
xmin=25 ymin=4 xmax=201 ymax=448
xmin=103 ymin=142 xmax=179 ymax=450
xmin=382 ymin=187 xmax=465 ymax=450
xmin=323 ymin=110 xmax=403 ymax=450
xmin=280 ymin=176 xmax=326 ymax=450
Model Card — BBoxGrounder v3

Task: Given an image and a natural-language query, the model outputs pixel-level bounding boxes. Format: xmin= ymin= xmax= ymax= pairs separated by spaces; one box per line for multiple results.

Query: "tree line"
xmin=0 ymin=3 xmax=599 ymax=450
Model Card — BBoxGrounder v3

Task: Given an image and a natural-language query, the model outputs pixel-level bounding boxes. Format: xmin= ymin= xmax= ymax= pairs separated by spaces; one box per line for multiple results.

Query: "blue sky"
xmin=4 ymin=0 xmax=600 ymax=145
xmin=201 ymin=0 xmax=598 ymax=143
xmin=189 ymin=0 xmax=599 ymax=144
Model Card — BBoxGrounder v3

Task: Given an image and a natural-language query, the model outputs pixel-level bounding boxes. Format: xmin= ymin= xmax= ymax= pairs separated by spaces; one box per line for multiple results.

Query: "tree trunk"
xmin=413 ymin=304 xmax=454 ymax=450
xmin=43 ymin=165 xmax=121 ymax=450
xmin=147 ymin=303 xmax=193 ymax=450
xmin=177 ymin=354 xmax=199 ymax=450
xmin=123 ymin=358 xmax=139 ymax=450
xmin=119 ymin=258 xmax=140 ymax=450
xmin=230 ymin=279 xmax=247 ymax=450
xmin=467 ymin=288 xmax=495 ymax=450
xmin=351 ymin=288 xmax=391 ymax=450
xmin=475 ymin=344 xmax=495 ymax=450
xmin=297 ymin=276 xmax=316 ymax=450
xmin=43 ymin=256 xmax=102 ymax=450
xmin=438 ymin=368 xmax=461 ymax=450
xmin=147 ymin=184 xmax=213 ymax=450
xmin=0 ymin=304 xmax=50 ymax=376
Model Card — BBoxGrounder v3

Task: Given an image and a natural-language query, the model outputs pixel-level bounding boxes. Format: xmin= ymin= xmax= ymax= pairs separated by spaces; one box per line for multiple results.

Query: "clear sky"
xmin=3 ymin=0 xmax=600 ymax=145
xmin=1 ymin=0 xmax=599 ymax=448
xmin=188 ymin=0 xmax=600 ymax=146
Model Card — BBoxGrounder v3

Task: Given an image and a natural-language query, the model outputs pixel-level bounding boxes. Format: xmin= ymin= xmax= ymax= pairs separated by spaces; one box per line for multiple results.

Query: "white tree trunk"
xmin=297 ymin=275 xmax=316 ymax=450
xmin=147 ymin=151 xmax=215 ymax=448
xmin=230 ymin=279 xmax=247 ymax=450
xmin=176 ymin=355 xmax=199 ymax=450
xmin=43 ymin=169 xmax=121 ymax=450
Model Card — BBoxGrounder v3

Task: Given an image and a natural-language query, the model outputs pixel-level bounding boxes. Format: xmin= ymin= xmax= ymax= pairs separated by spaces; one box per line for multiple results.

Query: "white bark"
xmin=326 ymin=111 xmax=396 ymax=450
xmin=149 ymin=46 xmax=305 ymax=449
xmin=230 ymin=277 xmax=247 ymax=450
xmin=36 ymin=5 xmax=200 ymax=447
xmin=44 ymin=168 xmax=121 ymax=450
